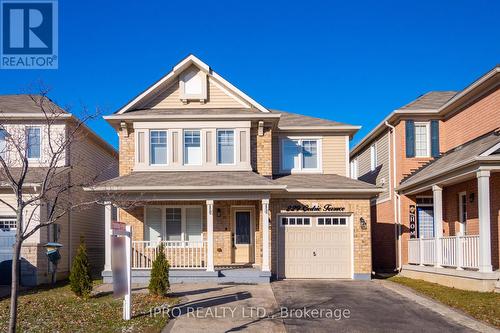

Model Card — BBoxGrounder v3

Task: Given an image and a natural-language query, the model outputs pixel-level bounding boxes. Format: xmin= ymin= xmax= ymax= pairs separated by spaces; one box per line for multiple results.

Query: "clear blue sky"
xmin=0 ymin=0 xmax=499 ymax=149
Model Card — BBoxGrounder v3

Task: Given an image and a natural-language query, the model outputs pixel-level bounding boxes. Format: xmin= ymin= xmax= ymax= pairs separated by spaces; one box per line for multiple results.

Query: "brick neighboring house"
xmin=350 ymin=65 xmax=500 ymax=291
xmin=0 ymin=95 xmax=118 ymax=286
xmin=87 ymin=55 xmax=382 ymax=283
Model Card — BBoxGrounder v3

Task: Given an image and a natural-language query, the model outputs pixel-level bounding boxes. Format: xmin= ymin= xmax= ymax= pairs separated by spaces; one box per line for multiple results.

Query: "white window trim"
xmin=350 ymin=158 xmax=358 ymax=179
xmin=0 ymin=216 xmax=17 ymax=230
xmin=279 ymin=216 xmax=312 ymax=227
xmin=216 ymin=129 xmax=236 ymax=166
xmin=280 ymin=137 xmax=323 ymax=174
xmin=370 ymin=143 xmax=377 ymax=171
xmin=149 ymin=129 xmax=169 ymax=166
xmin=144 ymin=205 xmax=203 ymax=247
xmin=183 ymin=129 xmax=202 ymax=166
xmin=316 ymin=216 xmax=349 ymax=227
xmin=26 ymin=126 xmax=42 ymax=161
xmin=414 ymin=122 xmax=431 ymax=158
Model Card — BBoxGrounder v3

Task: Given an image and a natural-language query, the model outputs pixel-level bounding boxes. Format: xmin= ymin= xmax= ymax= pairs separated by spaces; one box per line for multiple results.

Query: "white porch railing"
xmin=132 ymin=241 xmax=207 ymax=269
xmin=408 ymin=235 xmax=480 ymax=269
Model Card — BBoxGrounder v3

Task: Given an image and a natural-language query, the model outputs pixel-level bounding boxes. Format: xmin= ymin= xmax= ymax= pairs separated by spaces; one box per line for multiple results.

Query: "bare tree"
xmin=0 ymin=91 xmax=116 ymax=333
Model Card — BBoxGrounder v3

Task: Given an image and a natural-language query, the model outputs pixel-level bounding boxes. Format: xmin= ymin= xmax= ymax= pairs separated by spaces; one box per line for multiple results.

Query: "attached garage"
xmin=278 ymin=215 xmax=352 ymax=279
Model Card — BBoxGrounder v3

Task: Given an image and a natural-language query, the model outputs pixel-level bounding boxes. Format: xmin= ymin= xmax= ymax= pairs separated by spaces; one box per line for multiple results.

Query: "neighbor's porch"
xmin=102 ymin=197 xmax=271 ymax=283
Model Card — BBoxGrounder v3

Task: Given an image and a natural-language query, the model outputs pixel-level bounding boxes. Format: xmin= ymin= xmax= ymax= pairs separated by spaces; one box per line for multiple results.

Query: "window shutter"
xmin=431 ymin=120 xmax=440 ymax=157
xmin=405 ymin=120 xmax=415 ymax=158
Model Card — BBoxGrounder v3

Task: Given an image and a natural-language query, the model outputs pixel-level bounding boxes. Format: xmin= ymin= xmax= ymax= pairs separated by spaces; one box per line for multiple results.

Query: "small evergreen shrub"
xmin=69 ymin=237 xmax=93 ymax=298
xmin=148 ymin=244 xmax=170 ymax=296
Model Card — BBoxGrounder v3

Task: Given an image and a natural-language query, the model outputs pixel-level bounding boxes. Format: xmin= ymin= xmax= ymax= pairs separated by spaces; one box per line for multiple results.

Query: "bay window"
xmin=281 ymin=138 xmax=321 ymax=172
xmin=26 ymin=127 xmax=41 ymax=159
xmin=184 ymin=130 xmax=201 ymax=165
xmin=217 ymin=130 xmax=234 ymax=164
xmin=150 ymin=130 xmax=167 ymax=165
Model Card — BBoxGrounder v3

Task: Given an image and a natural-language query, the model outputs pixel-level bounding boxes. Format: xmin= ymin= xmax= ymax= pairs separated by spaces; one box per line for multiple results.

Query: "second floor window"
xmin=281 ymin=138 xmax=320 ymax=172
xmin=414 ymin=122 xmax=430 ymax=157
xmin=184 ymin=130 xmax=201 ymax=165
xmin=26 ymin=127 xmax=41 ymax=159
xmin=217 ymin=130 xmax=234 ymax=164
xmin=150 ymin=130 xmax=167 ymax=165
xmin=370 ymin=144 xmax=377 ymax=171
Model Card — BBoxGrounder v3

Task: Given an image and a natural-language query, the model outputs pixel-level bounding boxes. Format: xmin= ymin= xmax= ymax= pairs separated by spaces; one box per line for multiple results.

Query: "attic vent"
xmin=179 ymin=68 xmax=207 ymax=103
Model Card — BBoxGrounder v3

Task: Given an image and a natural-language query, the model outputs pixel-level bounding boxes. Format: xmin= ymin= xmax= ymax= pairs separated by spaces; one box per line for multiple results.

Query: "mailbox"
xmin=44 ymin=242 xmax=63 ymax=265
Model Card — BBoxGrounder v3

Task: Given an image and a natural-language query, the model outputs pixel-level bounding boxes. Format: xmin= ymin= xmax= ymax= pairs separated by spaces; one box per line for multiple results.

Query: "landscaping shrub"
xmin=69 ymin=237 xmax=93 ymax=298
xmin=148 ymin=244 xmax=170 ymax=296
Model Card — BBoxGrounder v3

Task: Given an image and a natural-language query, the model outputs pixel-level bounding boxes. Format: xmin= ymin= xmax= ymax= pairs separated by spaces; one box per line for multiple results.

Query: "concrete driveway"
xmin=271 ymin=280 xmax=477 ymax=333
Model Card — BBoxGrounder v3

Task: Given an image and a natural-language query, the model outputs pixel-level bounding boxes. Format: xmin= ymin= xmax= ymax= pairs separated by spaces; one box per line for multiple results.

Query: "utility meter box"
xmin=44 ymin=242 xmax=63 ymax=265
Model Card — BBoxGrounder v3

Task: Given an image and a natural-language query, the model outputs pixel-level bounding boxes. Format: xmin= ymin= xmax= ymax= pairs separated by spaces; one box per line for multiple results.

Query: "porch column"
xmin=206 ymin=200 xmax=215 ymax=272
xmin=432 ymin=185 xmax=443 ymax=267
xmin=104 ymin=202 xmax=112 ymax=272
xmin=477 ymin=170 xmax=493 ymax=273
xmin=261 ymin=198 xmax=270 ymax=272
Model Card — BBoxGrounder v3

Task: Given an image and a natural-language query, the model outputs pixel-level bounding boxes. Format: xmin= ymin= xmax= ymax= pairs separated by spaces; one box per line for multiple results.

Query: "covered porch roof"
xmin=398 ymin=131 xmax=500 ymax=195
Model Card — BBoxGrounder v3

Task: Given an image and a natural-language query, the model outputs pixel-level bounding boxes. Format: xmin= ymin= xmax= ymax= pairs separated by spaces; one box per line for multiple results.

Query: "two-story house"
xmin=89 ymin=55 xmax=382 ymax=283
xmin=0 ymin=95 xmax=118 ymax=286
xmin=350 ymin=66 xmax=500 ymax=291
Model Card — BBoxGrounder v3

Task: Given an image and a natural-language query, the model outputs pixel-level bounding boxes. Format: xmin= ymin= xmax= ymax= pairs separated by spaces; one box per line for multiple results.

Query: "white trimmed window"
xmin=0 ymin=129 xmax=7 ymax=159
xmin=184 ymin=130 xmax=201 ymax=165
xmin=150 ymin=130 xmax=167 ymax=165
xmin=370 ymin=143 xmax=377 ymax=171
xmin=280 ymin=216 xmax=311 ymax=226
xmin=0 ymin=216 xmax=16 ymax=230
xmin=217 ymin=130 xmax=235 ymax=164
xmin=145 ymin=206 xmax=203 ymax=244
xmin=317 ymin=217 xmax=348 ymax=226
xmin=26 ymin=127 xmax=41 ymax=159
xmin=281 ymin=138 xmax=321 ymax=172
xmin=415 ymin=122 xmax=430 ymax=157
xmin=350 ymin=159 xmax=358 ymax=179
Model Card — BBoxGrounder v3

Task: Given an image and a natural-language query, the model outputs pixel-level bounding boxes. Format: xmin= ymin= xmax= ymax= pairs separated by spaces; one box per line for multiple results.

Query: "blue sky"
xmin=0 ymin=0 xmax=499 ymax=149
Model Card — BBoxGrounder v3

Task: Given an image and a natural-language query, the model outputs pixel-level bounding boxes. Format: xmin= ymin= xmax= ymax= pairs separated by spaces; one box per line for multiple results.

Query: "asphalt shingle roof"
xmin=398 ymin=91 xmax=458 ymax=111
xmin=273 ymin=173 xmax=380 ymax=190
xmin=0 ymin=95 xmax=66 ymax=114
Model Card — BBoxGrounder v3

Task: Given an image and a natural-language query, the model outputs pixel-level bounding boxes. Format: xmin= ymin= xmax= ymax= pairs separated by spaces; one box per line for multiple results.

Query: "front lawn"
xmin=0 ymin=281 xmax=175 ymax=333
xmin=388 ymin=276 xmax=500 ymax=328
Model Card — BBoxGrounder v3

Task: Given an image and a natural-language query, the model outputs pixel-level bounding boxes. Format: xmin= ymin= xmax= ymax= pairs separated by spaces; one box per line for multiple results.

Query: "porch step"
xmin=102 ymin=268 xmax=271 ymax=285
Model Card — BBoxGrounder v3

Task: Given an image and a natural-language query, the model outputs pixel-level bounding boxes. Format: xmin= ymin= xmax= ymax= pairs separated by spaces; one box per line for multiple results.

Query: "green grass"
xmin=388 ymin=276 xmax=500 ymax=328
xmin=0 ymin=281 xmax=176 ymax=333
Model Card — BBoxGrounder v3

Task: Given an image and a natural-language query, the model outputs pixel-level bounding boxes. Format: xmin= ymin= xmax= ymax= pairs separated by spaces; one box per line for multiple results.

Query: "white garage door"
xmin=280 ymin=216 xmax=352 ymax=279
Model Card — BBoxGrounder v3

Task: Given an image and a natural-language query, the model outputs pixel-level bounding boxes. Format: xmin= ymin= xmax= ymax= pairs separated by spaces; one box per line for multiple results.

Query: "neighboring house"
xmin=88 ymin=55 xmax=382 ymax=283
xmin=0 ymin=95 xmax=118 ymax=286
xmin=350 ymin=66 xmax=500 ymax=291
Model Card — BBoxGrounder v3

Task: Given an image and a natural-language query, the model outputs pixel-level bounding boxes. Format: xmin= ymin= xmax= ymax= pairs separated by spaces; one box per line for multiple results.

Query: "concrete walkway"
xmin=163 ymin=283 xmax=285 ymax=333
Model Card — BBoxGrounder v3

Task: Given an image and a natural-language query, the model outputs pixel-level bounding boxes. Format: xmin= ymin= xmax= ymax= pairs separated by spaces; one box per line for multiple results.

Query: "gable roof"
xmin=270 ymin=109 xmax=357 ymax=129
xmin=398 ymin=130 xmax=500 ymax=191
xmin=116 ymin=54 xmax=269 ymax=114
xmin=0 ymin=94 xmax=68 ymax=116
xmin=397 ymin=91 xmax=457 ymax=111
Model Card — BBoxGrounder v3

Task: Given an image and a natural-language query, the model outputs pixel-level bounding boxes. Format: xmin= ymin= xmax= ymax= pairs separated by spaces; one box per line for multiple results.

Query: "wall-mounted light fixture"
xmin=217 ymin=208 xmax=221 ymax=218
xmin=360 ymin=217 xmax=367 ymax=230
xmin=469 ymin=192 xmax=475 ymax=203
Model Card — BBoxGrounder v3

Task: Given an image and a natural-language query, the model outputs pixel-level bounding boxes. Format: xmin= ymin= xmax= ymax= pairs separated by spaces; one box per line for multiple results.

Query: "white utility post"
xmin=477 ymin=170 xmax=493 ymax=273
xmin=262 ymin=198 xmax=270 ymax=272
xmin=104 ymin=202 xmax=112 ymax=272
xmin=206 ymin=200 xmax=214 ymax=272
xmin=432 ymin=185 xmax=443 ymax=267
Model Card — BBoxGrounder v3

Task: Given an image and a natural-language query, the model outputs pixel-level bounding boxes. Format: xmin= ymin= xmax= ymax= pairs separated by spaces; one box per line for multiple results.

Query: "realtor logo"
xmin=1 ymin=0 xmax=58 ymax=69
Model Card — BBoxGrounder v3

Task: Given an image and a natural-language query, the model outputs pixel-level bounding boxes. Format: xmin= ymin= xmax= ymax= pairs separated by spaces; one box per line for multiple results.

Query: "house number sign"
xmin=409 ymin=205 xmax=416 ymax=239
xmin=285 ymin=204 xmax=345 ymax=212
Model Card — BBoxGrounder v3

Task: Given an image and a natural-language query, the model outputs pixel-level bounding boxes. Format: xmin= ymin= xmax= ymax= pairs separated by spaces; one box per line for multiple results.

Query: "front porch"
xmin=102 ymin=197 xmax=272 ymax=284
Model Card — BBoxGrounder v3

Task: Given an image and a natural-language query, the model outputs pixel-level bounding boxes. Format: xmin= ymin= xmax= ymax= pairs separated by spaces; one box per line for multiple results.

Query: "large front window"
xmin=217 ymin=130 xmax=234 ymax=164
xmin=281 ymin=138 xmax=320 ymax=172
xmin=26 ymin=127 xmax=41 ymax=159
xmin=150 ymin=130 xmax=167 ymax=165
xmin=145 ymin=206 xmax=203 ymax=243
xmin=184 ymin=130 xmax=201 ymax=165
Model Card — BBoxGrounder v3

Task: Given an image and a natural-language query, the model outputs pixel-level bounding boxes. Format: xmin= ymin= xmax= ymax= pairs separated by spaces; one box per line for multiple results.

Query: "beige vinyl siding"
xmin=322 ymin=135 xmax=347 ymax=176
xmin=142 ymin=66 xmax=247 ymax=109
xmin=69 ymin=134 xmax=118 ymax=274
xmin=355 ymin=131 xmax=390 ymax=202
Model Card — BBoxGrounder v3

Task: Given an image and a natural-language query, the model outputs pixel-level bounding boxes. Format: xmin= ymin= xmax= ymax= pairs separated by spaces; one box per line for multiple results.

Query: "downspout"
xmin=385 ymin=121 xmax=402 ymax=271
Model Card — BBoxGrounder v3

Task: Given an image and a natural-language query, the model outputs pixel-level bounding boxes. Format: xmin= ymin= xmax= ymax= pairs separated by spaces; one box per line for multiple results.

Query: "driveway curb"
xmin=375 ymin=279 xmax=499 ymax=333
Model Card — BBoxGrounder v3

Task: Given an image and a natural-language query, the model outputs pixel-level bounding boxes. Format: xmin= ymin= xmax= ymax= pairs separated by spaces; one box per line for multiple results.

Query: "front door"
xmin=233 ymin=210 xmax=253 ymax=263
xmin=417 ymin=206 xmax=434 ymax=239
